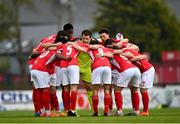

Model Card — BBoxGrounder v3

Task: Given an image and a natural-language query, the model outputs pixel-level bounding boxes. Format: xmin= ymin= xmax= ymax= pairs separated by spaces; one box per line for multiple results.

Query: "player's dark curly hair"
xmin=90 ymin=37 xmax=99 ymax=45
xmin=54 ymin=30 xmax=70 ymax=44
xmin=98 ymin=28 xmax=110 ymax=35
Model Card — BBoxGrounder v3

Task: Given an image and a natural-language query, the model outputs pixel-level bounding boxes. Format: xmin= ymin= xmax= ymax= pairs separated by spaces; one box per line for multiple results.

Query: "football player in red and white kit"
xmin=60 ymin=38 xmax=89 ymax=117
xmin=105 ymin=39 xmax=141 ymax=116
xmin=123 ymin=48 xmax=155 ymax=116
xmin=28 ymin=34 xmax=57 ymax=73
xmin=30 ymin=33 xmax=71 ymax=117
xmin=88 ymin=40 xmax=113 ymax=116
xmin=98 ymin=29 xmax=138 ymax=112
xmin=57 ymin=23 xmax=76 ymax=114
xmin=47 ymin=31 xmax=71 ymax=115
xmin=98 ymin=28 xmax=116 ymax=112
xmin=28 ymin=39 xmax=46 ymax=117
xmin=28 ymin=33 xmax=59 ymax=116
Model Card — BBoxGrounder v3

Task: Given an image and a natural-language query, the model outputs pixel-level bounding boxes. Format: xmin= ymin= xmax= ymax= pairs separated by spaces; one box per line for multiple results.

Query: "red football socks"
xmin=32 ymin=88 xmax=42 ymax=113
xmin=62 ymin=90 xmax=70 ymax=111
xmin=115 ymin=91 xmax=123 ymax=111
xmin=50 ymin=92 xmax=59 ymax=111
xmin=42 ymin=88 xmax=50 ymax=111
xmin=141 ymin=91 xmax=149 ymax=112
xmin=132 ymin=91 xmax=140 ymax=111
xmin=70 ymin=91 xmax=77 ymax=111
xmin=104 ymin=93 xmax=111 ymax=113
xmin=92 ymin=95 xmax=99 ymax=113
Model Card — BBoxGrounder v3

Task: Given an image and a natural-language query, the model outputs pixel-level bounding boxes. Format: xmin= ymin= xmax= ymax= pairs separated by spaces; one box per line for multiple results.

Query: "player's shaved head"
xmin=63 ymin=23 xmax=73 ymax=31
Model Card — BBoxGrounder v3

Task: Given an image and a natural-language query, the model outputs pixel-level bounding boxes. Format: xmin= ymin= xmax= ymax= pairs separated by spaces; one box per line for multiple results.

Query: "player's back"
xmin=124 ymin=49 xmax=152 ymax=72
xmin=28 ymin=34 xmax=57 ymax=65
xmin=32 ymin=49 xmax=57 ymax=73
xmin=112 ymin=54 xmax=135 ymax=72
xmin=62 ymin=43 xmax=79 ymax=66
xmin=90 ymin=46 xmax=111 ymax=70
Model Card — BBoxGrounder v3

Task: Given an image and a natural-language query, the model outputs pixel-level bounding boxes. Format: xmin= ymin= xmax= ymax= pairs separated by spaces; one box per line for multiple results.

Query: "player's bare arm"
xmin=130 ymin=54 xmax=147 ymax=61
xmin=122 ymin=43 xmax=139 ymax=51
xmin=67 ymin=42 xmax=88 ymax=53
xmin=56 ymin=51 xmax=72 ymax=61
xmin=41 ymin=42 xmax=61 ymax=49
xmin=116 ymin=39 xmax=129 ymax=47
xmin=112 ymin=49 xmax=123 ymax=54
xmin=89 ymin=44 xmax=102 ymax=49
xmin=121 ymin=38 xmax=129 ymax=43
xmin=121 ymin=52 xmax=134 ymax=59
xmin=96 ymin=52 xmax=113 ymax=58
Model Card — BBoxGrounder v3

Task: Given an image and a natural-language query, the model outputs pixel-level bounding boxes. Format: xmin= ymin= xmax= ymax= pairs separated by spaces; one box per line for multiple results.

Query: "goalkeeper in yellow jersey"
xmin=78 ymin=30 xmax=93 ymax=108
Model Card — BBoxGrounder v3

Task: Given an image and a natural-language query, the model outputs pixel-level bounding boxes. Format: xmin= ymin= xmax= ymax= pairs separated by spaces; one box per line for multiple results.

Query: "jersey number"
xmin=66 ymin=45 xmax=72 ymax=55
xmin=98 ymin=48 xmax=104 ymax=55
xmin=39 ymin=51 xmax=50 ymax=58
xmin=120 ymin=54 xmax=128 ymax=60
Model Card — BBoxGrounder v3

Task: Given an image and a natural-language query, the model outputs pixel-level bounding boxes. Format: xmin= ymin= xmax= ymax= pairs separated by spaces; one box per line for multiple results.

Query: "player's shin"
xmin=104 ymin=93 xmax=111 ymax=114
xmin=70 ymin=91 xmax=77 ymax=111
xmin=141 ymin=89 xmax=149 ymax=112
xmin=109 ymin=86 xmax=113 ymax=110
xmin=114 ymin=90 xmax=123 ymax=111
xmin=92 ymin=94 xmax=99 ymax=113
xmin=33 ymin=88 xmax=42 ymax=115
xmin=132 ymin=89 xmax=140 ymax=113
xmin=87 ymin=90 xmax=93 ymax=108
xmin=42 ymin=88 xmax=51 ymax=114
xmin=62 ymin=86 xmax=70 ymax=112
xmin=50 ymin=91 xmax=59 ymax=111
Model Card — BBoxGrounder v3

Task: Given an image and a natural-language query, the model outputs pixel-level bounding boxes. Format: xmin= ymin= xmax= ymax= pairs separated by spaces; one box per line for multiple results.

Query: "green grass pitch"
xmin=0 ymin=108 xmax=180 ymax=123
